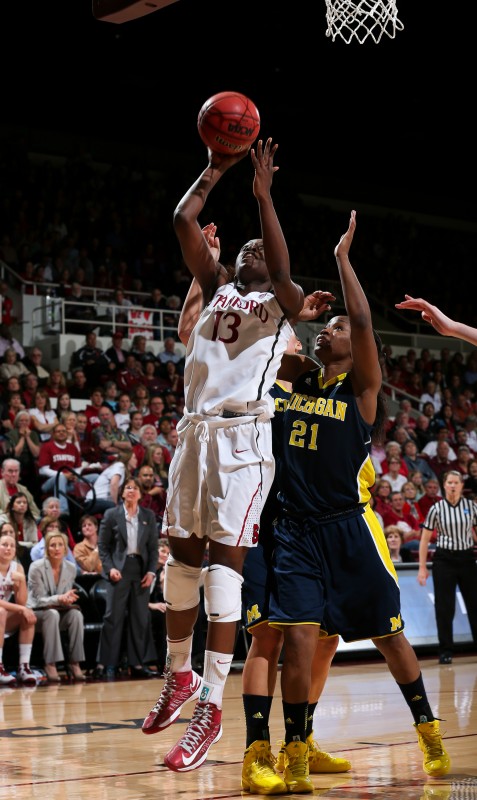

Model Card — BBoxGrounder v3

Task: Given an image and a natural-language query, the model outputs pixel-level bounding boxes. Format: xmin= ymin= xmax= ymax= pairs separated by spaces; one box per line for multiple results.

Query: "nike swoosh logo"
xmin=235 ymin=449 xmax=250 ymax=453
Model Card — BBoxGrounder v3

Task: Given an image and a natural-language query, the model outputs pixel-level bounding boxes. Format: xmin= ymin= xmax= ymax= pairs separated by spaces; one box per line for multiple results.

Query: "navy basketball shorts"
xmin=269 ymin=504 xmax=405 ymax=642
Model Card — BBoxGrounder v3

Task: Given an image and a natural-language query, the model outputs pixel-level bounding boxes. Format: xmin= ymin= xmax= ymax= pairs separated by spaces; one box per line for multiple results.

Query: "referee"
xmin=419 ymin=469 xmax=477 ymax=664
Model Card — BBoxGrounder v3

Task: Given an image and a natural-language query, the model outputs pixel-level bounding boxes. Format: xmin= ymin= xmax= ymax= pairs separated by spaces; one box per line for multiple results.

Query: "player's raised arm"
xmin=395 ymin=295 xmax=477 ymax=346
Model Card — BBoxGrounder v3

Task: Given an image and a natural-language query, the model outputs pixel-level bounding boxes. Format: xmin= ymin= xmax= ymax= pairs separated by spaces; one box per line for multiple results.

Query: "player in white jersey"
xmin=142 ymin=140 xmax=333 ymax=773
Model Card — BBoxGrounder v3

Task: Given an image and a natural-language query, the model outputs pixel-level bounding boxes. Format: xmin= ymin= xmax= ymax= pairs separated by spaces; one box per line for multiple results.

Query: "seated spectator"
xmin=452 ymin=392 xmax=473 ymax=426
xmin=144 ymin=443 xmax=169 ymax=489
xmin=64 ymin=281 xmax=97 ymax=334
xmin=68 ymin=368 xmax=90 ymax=401
xmin=132 ymin=424 xmax=161 ymax=469
xmin=381 ymin=490 xmax=421 ymax=544
xmin=0 ymin=347 xmax=30 ymax=382
xmin=31 ymin=508 xmax=77 ymax=565
xmin=130 ymin=383 xmax=150 ymax=416
xmin=156 ymin=359 xmax=184 ymax=399
xmin=28 ymin=389 xmax=59 ymax=443
xmin=27 ymin=530 xmax=85 ymax=682
xmin=413 ymin=414 xmax=434 ymax=452
xmin=4 ymin=412 xmax=41 ymax=492
xmin=454 ymin=427 xmax=477 ymax=455
xmin=419 ymin=378 xmax=443 ymax=415
xmin=126 ymin=411 xmax=144 ymax=446
xmin=463 ymin=415 xmax=477 ymax=452
xmin=21 ymin=372 xmax=40 ymax=408
xmin=114 ymin=392 xmax=133 ymax=432
xmin=162 ymin=294 xmax=182 ymax=340
xmin=428 ymin=440 xmax=456 ymax=489
xmin=381 ymin=456 xmax=408 ymax=492
xmin=45 ymin=369 xmax=68 ymax=400
xmin=381 ymin=440 xmax=408 ymax=477
xmin=104 ymin=331 xmax=128 ymax=371
xmin=0 ymin=324 xmax=25 ymax=360
xmin=75 ymin=411 xmax=100 ymax=464
xmin=92 ymin=405 xmax=133 ymax=466
xmin=103 ymin=380 xmax=120 ymax=413
xmin=162 ymin=390 xmax=181 ymax=425
xmin=116 ymin=354 xmax=144 ymax=393
xmin=100 ymin=287 xmax=132 ymax=334
xmin=0 ymin=492 xmax=39 ymax=571
xmin=0 ymin=528 xmax=37 ymax=686
xmin=422 ymin=428 xmax=457 ymax=461
xmin=144 ymin=287 xmax=168 ymax=341
xmin=85 ymin=450 xmax=138 ymax=515
xmin=0 ymin=395 xmax=13 ymax=439
xmin=416 ymin=477 xmax=442 ymax=518
xmin=21 ymin=346 xmax=50 ymax=385
xmin=157 ymin=336 xmax=184 ymax=373
xmin=6 ymin=390 xmax=26 ymax=429
xmin=384 ymin=525 xmax=405 ymax=563
xmin=70 ymin=331 xmax=114 ymax=387
xmin=141 ymin=360 xmax=164 ymax=396
xmin=136 ymin=463 xmax=166 ymax=524
xmin=372 ymin=477 xmax=393 ymax=519
xmin=129 ymin=334 xmax=157 ymax=368
xmin=37 ymin=422 xmax=84 ymax=518
xmin=454 ymin=444 xmax=473 ymax=488
xmin=402 ymin=439 xmax=438 ymax=483
xmin=73 ymin=515 xmax=102 ymax=575
xmin=161 ymin=427 xmax=178 ymax=460
xmin=0 ymin=457 xmax=40 ymax=520
xmin=143 ymin=395 xmax=166 ymax=434
xmin=61 ymin=410 xmax=80 ymax=454
xmin=465 ymin=458 xmax=477 ymax=499
xmin=401 ymin=480 xmax=425 ymax=524
xmin=84 ymin=387 xmax=106 ymax=434
xmin=431 ymin=402 xmax=459 ymax=442
xmin=56 ymin=390 xmax=73 ymax=417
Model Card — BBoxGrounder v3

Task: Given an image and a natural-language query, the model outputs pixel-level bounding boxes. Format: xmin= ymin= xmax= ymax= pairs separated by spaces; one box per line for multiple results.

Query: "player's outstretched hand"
xmin=334 ymin=210 xmax=356 ymax=259
xmin=395 ymin=295 xmax=454 ymax=336
xmin=251 ymin=138 xmax=279 ymax=200
xmin=202 ymin=223 xmax=221 ymax=263
xmin=297 ymin=290 xmax=336 ymax=322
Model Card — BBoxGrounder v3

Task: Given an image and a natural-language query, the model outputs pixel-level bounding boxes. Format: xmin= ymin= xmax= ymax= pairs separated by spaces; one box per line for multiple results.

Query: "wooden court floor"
xmin=0 ymin=653 xmax=475 ymax=800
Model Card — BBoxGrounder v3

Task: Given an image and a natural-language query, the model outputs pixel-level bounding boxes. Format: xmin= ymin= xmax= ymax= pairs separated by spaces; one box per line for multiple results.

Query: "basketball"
xmin=197 ymin=91 xmax=260 ymax=156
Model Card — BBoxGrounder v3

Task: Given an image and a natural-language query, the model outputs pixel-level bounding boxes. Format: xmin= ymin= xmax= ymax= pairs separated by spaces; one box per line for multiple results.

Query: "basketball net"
xmin=325 ymin=0 xmax=404 ymax=44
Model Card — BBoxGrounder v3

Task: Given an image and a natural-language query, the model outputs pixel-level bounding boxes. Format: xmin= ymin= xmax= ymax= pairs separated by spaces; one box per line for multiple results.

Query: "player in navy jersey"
xmin=267 ymin=211 xmax=450 ymax=790
xmin=241 ymin=333 xmax=351 ymax=795
xmin=141 ymin=142 xmax=334 ymax=774
xmin=419 ymin=469 xmax=477 ymax=664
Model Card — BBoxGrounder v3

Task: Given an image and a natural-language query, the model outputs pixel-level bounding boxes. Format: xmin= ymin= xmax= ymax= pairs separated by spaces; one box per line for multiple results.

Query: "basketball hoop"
xmin=325 ymin=0 xmax=404 ymax=44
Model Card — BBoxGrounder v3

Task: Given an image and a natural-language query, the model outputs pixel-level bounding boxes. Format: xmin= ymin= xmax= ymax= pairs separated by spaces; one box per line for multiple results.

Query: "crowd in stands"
xmin=1 ymin=137 xmax=477 ymax=685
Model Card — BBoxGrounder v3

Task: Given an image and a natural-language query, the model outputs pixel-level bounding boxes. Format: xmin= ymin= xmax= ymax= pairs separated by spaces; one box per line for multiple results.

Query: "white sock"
xmin=200 ymin=650 xmax=233 ymax=709
xmin=166 ymin=635 xmax=193 ymax=673
xmin=0 ymin=648 xmax=3 ymax=663
xmin=19 ymin=644 xmax=32 ymax=665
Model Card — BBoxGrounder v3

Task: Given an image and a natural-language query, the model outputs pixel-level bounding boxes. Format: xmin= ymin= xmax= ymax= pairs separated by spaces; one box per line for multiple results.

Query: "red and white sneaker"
xmin=0 ymin=664 xmax=16 ymax=686
xmin=17 ymin=664 xmax=37 ymax=687
xmin=141 ymin=669 xmax=202 ymax=735
xmin=164 ymin=701 xmax=222 ymax=772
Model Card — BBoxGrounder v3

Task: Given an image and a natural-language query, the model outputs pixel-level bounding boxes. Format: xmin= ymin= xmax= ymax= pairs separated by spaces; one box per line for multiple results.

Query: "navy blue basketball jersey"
xmin=278 ymin=368 xmax=376 ymax=516
xmin=261 ymin=380 xmax=292 ymax=539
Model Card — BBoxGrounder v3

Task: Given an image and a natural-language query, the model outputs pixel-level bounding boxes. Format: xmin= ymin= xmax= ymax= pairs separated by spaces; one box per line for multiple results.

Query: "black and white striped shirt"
xmin=423 ymin=498 xmax=477 ymax=550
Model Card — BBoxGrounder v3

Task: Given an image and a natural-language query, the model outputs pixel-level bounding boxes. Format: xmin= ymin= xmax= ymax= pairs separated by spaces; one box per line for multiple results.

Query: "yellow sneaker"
xmin=414 ymin=720 xmax=451 ymax=777
xmin=307 ymin=733 xmax=352 ymax=773
xmin=241 ymin=740 xmax=288 ymax=795
xmin=283 ymin=740 xmax=313 ymax=794
xmin=276 ymin=734 xmax=351 ymax=774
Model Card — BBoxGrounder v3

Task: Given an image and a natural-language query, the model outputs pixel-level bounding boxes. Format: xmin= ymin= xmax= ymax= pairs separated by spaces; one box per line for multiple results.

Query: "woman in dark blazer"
xmin=95 ymin=477 xmax=159 ymax=679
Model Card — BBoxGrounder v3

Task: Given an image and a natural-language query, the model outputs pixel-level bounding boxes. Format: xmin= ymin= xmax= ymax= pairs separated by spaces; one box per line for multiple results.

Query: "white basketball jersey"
xmin=184 ymin=283 xmax=293 ymax=417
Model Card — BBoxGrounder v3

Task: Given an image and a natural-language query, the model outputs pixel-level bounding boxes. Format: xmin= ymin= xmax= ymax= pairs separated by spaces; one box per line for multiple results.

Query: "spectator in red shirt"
xmin=142 ymin=395 xmax=166 ymax=433
xmin=84 ymin=387 xmax=105 ymax=434
xmin=381 ymin=491 xmax=421 ymax=543
xmin=37 ymin=422 xmax=83 ymax=517
xmin=417 ymin=477 xmax=442 ymax=518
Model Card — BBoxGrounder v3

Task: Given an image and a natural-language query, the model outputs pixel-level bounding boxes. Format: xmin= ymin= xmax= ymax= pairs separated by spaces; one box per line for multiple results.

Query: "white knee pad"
xmin=164 ymin=557 xmax=203 ymax=611
xmin=204 ymin=564 xmax=244 ymax=623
